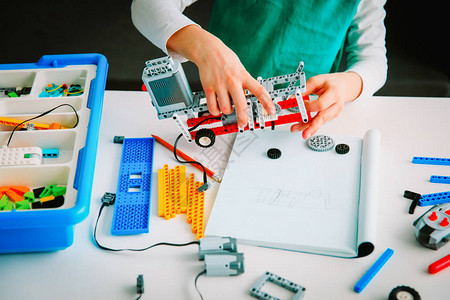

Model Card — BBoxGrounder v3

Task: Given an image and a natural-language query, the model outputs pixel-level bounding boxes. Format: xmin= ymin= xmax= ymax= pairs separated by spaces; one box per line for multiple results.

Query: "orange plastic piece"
xmin=9 ymin=186 xmax=30 ymax=196
xmin=0 ymin=116 xmax=67 ymax=130
xmin=5 ymin=190 xmax=22 ymax=203
xmin=49 ymin=123 xmax=62 ymax=130
xmin=40 ymin=195 xmax=55 ymax=202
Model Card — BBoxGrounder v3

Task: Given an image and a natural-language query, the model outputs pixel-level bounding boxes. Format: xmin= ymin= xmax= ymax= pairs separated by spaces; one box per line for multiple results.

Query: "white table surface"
xmin=1 ymin=91 xmax=449 ymax=300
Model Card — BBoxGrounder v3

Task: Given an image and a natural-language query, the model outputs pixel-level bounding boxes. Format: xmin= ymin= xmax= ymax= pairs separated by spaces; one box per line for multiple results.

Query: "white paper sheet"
xmin=205 ymin=129 xmax=380 ymax=258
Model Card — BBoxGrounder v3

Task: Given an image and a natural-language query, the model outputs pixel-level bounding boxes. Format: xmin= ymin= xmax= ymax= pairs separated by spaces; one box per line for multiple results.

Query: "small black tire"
xmin=388 ymin=286 xmax=421 ymax=300
xmin=195 ymin=128 xmax=216 ymax=148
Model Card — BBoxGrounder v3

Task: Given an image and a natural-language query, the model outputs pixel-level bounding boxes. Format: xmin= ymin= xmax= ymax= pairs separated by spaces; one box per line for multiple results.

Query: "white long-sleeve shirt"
xmin=131 ymin=0 xmax=387 ymax=99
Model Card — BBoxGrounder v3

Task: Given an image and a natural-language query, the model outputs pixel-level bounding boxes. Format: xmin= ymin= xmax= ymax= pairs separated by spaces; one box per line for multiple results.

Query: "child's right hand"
xmin=167 ymin=25 xmax=275 ymax=128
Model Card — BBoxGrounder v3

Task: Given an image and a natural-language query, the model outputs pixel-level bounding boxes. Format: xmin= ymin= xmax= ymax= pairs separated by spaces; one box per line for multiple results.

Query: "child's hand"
xmin=167 ymin=25 xmax=275 ymax=128
xmin=290 ymin=72 xmax=363 ymax=139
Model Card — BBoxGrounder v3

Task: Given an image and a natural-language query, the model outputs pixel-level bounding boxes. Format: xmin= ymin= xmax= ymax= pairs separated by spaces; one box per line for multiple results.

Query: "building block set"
xmin=0 ymin=185 xmax=66 ymax=211
xmin=142 ymin=56 xmax=311 ymax=148
xmin=158 ymin=164 xmax=205 ymax=240
xmin=111 ymin=137 xmax=155 ymax=235
xmin=0 ymin=54 xmax=108 ymax=253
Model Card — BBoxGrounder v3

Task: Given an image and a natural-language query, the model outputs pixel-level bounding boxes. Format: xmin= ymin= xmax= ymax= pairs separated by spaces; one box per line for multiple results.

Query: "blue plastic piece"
xmin=354 ymin=248 xmax=394 ymax=293
xmin=430 ymin=175 xmax=450 ymax=184
xmin=419 ymin=191 xmax=450 ymax=206
xmin=412 ymin=156 xmax=450 ymax=166
xmin=111 ymin=137 xmax=155 ymax=235
xmin=0 ymin=54 xmax=108 ymax=253
xmin=42 ymin=148 xmax=59 ymax=158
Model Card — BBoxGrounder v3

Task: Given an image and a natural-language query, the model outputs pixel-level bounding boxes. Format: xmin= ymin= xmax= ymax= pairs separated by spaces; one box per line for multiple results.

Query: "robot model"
xmin=142 ymin=56 xmax=311 ymax=148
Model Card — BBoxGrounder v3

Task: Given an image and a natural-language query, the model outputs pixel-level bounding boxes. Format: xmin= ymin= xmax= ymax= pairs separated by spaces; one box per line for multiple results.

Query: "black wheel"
xmin=195 ymin=128 xmax=216 ymax=148
xmin=388 ymin=286 xmax=421 ymax=300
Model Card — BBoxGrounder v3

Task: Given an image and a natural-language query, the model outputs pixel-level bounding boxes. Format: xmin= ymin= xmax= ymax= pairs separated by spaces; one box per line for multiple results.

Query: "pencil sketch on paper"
xmin=254 ymin=187 xmax=331 ymax=210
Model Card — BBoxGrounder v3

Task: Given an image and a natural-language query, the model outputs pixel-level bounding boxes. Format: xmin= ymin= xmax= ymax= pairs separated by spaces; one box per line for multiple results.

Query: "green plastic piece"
xmin=24 ymin=153 xmax=31 ymax=158
xmin=0 ymin=195 xmax=9 ymax=209
xmin=23 ymin=191 xmax=35 ymax=203
xmin=39 ymin=184 xmax=56 ymax=198
xmin=3 ymin=201 xmax=14 ymax=211
xmin=15 ymin=200 xmax=31 ymax=210
xmin=52 ymin=186 xmax=66 ymax=197
xmin=8 ymin=92 xmax=19 ymax=97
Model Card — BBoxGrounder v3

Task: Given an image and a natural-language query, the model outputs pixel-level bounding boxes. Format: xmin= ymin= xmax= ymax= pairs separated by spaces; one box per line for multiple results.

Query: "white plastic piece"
xmin=0 ymin=146 xmax=42 ymax=166
xmin=247 ymin=101 xmax=255 ymax=131
xmin=256 ymin=103 xmax=266 ymax=129
xmin=172 ymin=113 xmax=192 ymax=143
xmin=295 ymin=89 xmax=309 ymax=123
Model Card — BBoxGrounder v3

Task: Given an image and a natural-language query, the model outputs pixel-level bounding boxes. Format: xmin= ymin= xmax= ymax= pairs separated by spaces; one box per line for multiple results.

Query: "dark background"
xmin=1 ymin=1 xmax=448 ymax=96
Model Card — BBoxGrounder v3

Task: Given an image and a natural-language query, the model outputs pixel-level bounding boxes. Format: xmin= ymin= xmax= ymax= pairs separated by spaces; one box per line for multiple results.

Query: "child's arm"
xmin=291 ymin=0 xmax=387 ymax=139
xmin=131 ymin=0 xmax=275 ymax=128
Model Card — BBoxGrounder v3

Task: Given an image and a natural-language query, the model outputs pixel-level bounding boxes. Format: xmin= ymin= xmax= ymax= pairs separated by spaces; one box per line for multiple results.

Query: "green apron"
xmin=209 ymin=0 xmax=360 ymax=79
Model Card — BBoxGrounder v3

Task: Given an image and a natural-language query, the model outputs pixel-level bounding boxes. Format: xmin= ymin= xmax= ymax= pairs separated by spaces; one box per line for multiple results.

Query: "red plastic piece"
xmin=429 ymin=211 xmax=438 ymax=221
xmin=428 ymin=254 xmax=450 ymax=274
xmin=445 ymin=209 xmax=450 ymax=216
xmin=141 ymin=83 xmax=147 ymax=91
xmin=440 ymin=217 xmax=449 ymax=227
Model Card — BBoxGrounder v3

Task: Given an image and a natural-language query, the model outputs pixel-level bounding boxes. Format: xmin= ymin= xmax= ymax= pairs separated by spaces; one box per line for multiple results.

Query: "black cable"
xmin=172 ymin=116 xmax=221 ymax=187
xmin=194 ymin=270 xmax=206 ymax=300
xmin=93 ymin=202 xmax=199 ymax=252
xmin=6 ymin=103 xmax=79 ymax=147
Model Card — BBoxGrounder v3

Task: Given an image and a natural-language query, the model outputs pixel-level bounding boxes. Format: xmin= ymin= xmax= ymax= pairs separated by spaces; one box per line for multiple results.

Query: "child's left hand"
xmin=290 ymin=72 xmax=363 ymax=139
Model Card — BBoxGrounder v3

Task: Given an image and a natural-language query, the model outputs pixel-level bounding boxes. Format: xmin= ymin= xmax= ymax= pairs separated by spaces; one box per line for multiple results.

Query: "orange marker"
xmin=151 ymin=134 xmax=221 ymax=183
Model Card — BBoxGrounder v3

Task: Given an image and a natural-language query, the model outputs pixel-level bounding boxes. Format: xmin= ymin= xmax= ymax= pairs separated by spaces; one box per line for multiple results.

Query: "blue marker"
xmin=354 ymin=248 xmax=394 ymax=293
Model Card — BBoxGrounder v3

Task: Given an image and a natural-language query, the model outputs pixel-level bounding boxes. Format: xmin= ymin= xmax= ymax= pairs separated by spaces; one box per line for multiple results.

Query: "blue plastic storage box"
xmin=0 ymin=54 xmax=108 ymax=253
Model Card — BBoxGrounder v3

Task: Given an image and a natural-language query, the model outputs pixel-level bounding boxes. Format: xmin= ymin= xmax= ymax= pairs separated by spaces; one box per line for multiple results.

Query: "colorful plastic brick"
xmin=430 ymin=176 xmax=450 ymax=184
xmin=39 ymin=185 xmax=56 ymax=198
xmin=40 ymin=195 xmax=55 ymax=203
xmin=15 ymin=200 xmax=31 ymax=210
xmin=412 ymin=156 xmax=450 ymax=166
xmin=168 ymin=168 xmax=177 ymax=218
xmin=158 ymin=164 xmax=169 ymax=218
xmin=0 ymin=147 xmax=42 ymax=166
xmin=111 ymin=137 xmax=155 ymax=235
xmin=9 ymin=186 xmax=30 ymax=196
xmin=354 ymin=248 xmax=394 ymax=293
xmin=419 ymin=191 xmax=450 ymax=207
xmin=39 ymin=83 xmax=66 ymax=97
xmin=177 ymin=165 xmax=187 ymax=213
xmin=0 ymin=195 xmax=10 ymax=209
xmin=42 ymin=148 xmax=60 ymax=158
xmin=5 ymin=190 xmax=23 ymax=203
xmin=250 ymin=271 xmax=306 ymax=299
xmin=186 ymin=173 xmax=195 ymax=224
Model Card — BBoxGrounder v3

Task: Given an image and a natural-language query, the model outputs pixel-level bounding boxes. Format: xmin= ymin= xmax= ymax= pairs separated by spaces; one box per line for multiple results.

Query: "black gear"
xmin=267 ymin=148 xmax=282 ymax=159
xmin=388 ymin=286 xmax=421 ymax=300
xmin=335 ymin=143 xmax=350 ymax=154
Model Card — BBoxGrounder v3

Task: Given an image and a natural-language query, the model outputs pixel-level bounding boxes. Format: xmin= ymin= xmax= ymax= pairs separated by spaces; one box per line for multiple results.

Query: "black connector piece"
xmin=101 ymin=192 xmax=116 ymax=206
xmin=113 ymin=136 xmax=125 ymax=144
xmin=136 ymin=274 xmax=144 ymax=294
